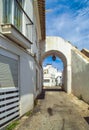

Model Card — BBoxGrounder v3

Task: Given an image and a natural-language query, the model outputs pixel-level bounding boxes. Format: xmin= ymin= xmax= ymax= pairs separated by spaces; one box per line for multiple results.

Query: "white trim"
xmin=0 ymin=87 xmax=19 ymax=92
xmin=0 ymin=48 xmax=18 ymax=60
xmin=12 ymin=0 xmax=14 ymax=24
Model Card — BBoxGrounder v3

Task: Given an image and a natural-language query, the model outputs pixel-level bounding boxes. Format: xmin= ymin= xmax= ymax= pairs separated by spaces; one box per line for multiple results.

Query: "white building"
xmin=55 ymin=72 xmax=63 ymax=86
xmin=0 ymin=0 xmax=45 ymax=128
xmin=43 ymin=64 xmax=63 ymax=87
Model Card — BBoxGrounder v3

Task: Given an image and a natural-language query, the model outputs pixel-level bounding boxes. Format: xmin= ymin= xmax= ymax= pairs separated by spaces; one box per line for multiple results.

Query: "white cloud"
xmin=46 ymin=3 xmax=89 ymax=50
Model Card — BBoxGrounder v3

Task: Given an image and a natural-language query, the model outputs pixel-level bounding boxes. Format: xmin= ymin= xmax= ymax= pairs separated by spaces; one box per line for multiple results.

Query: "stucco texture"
xmin=72 ymin=49 xmax=89 ymax=103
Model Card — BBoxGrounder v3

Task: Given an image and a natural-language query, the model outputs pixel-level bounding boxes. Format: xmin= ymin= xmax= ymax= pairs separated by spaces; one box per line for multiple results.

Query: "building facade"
xmin=55 ymin=71 xmax=63 ymax=86
xmin=0 ymin=0 xmax=45 ymax=128
xmin=43 ymin=64 xmax=62 ymax=87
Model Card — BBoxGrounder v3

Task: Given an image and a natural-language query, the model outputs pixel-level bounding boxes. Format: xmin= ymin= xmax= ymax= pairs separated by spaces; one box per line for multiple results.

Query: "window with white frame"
xmin=3 ymin=0 xmax=12 ymax=23
xmin=44 ymin=79 xmax=50 ymax=83
xmin=3 ymin=0 xmax=24 ymax=31
xmin=14 ymin=0 xmax=23 ymax=31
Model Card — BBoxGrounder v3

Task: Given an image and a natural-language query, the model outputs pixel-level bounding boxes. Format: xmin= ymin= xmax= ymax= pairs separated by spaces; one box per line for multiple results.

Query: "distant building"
xmin=43 ymin=64 xmax=63 ymax=87
xmin=55 ymin=72 xmax=63 ymax=86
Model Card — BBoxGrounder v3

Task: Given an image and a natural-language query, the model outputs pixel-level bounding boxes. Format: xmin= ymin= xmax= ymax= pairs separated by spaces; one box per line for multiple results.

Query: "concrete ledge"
xmin=1 ymin=24 xmax=32 ymax=49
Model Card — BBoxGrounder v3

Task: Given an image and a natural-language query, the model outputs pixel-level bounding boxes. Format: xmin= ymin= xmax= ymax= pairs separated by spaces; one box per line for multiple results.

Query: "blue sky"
xmin=46 ymin=0 xmax=89 ymax=50
xmin=43 ymin=0 xmax=89 ymax=71
xmin=43 ymin=56 xmax=63 ymax=71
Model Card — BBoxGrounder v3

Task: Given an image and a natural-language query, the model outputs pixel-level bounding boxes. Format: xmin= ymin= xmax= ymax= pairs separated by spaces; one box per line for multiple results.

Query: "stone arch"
xmin=40 ymin=36 xmax=72 ymax=93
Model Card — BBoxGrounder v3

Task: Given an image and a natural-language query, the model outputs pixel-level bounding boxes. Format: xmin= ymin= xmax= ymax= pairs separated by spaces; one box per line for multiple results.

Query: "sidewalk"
xmin=15 ymin=88 xmax=89 ymax=130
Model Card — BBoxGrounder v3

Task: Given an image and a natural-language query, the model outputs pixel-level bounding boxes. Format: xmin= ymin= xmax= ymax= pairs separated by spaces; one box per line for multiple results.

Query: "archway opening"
xmin=43 ymin=56 xmax=63 ymax=89
xmin=41 ymin=50 xmax=67 ymax=92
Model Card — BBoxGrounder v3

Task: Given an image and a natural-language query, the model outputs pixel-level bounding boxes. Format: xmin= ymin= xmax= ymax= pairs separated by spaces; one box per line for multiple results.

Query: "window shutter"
xmin=0 ymin=54 xmax=18 ymax=88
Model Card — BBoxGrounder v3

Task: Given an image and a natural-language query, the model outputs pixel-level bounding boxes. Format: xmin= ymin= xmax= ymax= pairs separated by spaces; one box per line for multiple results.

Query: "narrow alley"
xmin=14 ymin=87 xmax=89 ymax=130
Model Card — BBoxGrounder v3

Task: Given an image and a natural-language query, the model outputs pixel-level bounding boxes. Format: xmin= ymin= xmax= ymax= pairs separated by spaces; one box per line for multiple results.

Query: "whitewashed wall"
xmin=0 ymin=35 xmax=42 ymax=116
xmin=72 ymin=48 xmax=89 ymax=103
xmin=42 ymin=37 xmax=72 ymax=93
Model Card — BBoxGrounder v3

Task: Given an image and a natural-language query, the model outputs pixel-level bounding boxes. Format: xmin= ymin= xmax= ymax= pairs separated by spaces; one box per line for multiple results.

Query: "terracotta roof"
xmin=73 ymin=47 xmax=89 ymax=62
xmin=81 ymin=49 xmax=89 ymax=58
xmin=37 ymin=0 xmax=45 ymax=40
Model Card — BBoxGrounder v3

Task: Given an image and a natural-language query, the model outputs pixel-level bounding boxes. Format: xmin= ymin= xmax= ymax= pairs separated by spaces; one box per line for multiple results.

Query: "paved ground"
xmin=15 ymin=87 xmax=89 ymax=130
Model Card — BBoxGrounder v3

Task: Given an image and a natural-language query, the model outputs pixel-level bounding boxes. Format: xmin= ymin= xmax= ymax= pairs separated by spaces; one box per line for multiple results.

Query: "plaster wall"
xmin=72 ymin=48 xmax=89 ymax=103
xmin=43 ymin=75 xmax=56 ymax=87
xmin=25 ymin=0 xmax=33 ymax=21
xmin=0 ymin=0 xmax=41 ymax=63
xmin=43 ymin=65 xmax=61 ymax=87
xmin=42 ymin=37 xmax=72 ymax=93
xmin=46 ymin=37 xmax=72 ymax=65
xmin=0 ymin=35 xmax=42 ymax=116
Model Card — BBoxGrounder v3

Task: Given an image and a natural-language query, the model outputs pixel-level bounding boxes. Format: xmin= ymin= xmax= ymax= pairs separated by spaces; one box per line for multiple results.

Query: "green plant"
xmin=6 ymin=120 xmax=19 ymax=130
xmin=25 ymin=110 xmax=32 ymax=117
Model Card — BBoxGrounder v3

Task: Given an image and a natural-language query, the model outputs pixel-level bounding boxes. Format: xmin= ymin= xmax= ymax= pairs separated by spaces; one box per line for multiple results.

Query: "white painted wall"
xmin=0 ymin=1 xmax=44 ymax=129
xmin=43 ymin=65 xmax=57 ymax=87
xmin=43 ymin=75 xmax=56 ymax=87
xmin=46 ymin=37 xmax=72 ymax=65
xmin=25 ymin=0 xmax=33 ymax=21
xmin=42 ymin=37 xmax=72 ymax=93
xmin=43 ymin=65 xmax=63 ymax=87
xmin=0 ymin=0 xmax=41 ymax=63
xmin=72 ymin=48 xmax=89 ymax=103
xmin=56 ymin=72 xmax=63 ymax=86
xmin=0 ymin=35 xmax=42 ymax=116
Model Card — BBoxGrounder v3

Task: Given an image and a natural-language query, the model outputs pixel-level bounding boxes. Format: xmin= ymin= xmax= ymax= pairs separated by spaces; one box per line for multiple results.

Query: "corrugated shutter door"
xmin=0 ymin=54 xmax=18 ymax=88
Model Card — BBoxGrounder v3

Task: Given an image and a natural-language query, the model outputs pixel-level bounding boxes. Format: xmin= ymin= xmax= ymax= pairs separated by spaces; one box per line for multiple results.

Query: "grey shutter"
xmin=0 ymin=54 xmax=18 ymax=88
